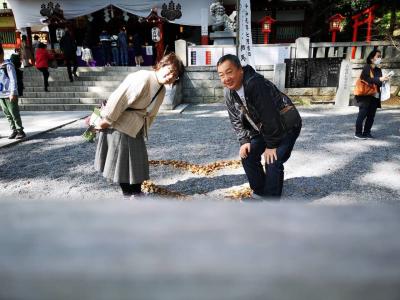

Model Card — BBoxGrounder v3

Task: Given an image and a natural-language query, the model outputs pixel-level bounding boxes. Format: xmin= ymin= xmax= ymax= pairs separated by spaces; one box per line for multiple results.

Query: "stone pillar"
xmin=273 ymin=63 xmax=286 ymax=92
xmin=175 ymin=39 xmax=187 ymax=66
xmin=161 ymin=83 xmax=182 ymax=110
xmin=334 ymin=59 xmax=352 ymax=107
xmin=295 ymin=37 xmax=310 ymax=59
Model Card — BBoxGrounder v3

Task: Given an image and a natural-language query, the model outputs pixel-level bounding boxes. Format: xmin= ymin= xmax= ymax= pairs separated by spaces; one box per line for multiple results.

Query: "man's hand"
xmin=239 ymin=143 xmax=251 ymax=159
xmin=9 ymin=95 xmax=17 ymax=102
xmin=263 ymin=148 xmax=277 ymax=164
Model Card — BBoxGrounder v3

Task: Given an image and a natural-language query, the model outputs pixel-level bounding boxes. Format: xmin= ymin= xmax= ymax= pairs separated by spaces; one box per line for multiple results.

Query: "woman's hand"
xmin=9 ymin=95 xmax=17 ymax=102
xmin=239 ymin=143 xmax=251 ymax=159
xmin=263 ymin=148 xmax=277 ymax=165
xmin=96 ymin=119 xmax=111 ymax=130
xmin=380 ymin=75 xmax=389 ymax=82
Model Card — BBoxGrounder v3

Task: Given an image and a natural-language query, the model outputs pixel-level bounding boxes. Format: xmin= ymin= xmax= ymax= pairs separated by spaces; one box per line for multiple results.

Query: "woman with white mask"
xmin=354 ymin=49 xmax=389 ymax=139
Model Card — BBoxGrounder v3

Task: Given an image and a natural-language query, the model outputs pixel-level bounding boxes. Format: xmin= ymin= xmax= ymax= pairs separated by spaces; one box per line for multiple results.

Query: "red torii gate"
xmin=351 ymin=4 xmax=379 ymax=59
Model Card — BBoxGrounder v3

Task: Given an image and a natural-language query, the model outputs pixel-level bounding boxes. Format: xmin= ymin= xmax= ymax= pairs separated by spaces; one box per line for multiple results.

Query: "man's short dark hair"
xmin=366 ymin=49 xmax=381 ymax=65
xmin=217 ymin=54 xmax=242 ymax=69
xmin=0 ymin=47 xmax=4 ymax=56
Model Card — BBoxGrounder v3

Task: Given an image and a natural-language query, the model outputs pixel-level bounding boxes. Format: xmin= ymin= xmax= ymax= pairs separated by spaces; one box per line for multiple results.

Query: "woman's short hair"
xmin=154 ymin=52 xmax=185 ymax=83
xmin=38 ymin=43 xmax=47 ymax=49
xmin=366 ymin=49 xmax=381 ymax=64
xmin=0 ymin=47 xmax=3 ymax=56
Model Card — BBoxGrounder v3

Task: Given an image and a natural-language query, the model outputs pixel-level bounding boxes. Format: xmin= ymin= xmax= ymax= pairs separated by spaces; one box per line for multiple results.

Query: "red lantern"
xmin=328 ymin=14 xmax=345 ymax=43
xmin=260 ymin=16 xmax=276 ymax=44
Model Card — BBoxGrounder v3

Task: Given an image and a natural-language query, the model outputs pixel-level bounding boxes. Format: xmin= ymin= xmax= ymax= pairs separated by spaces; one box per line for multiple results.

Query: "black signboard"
xmin=285 ymin=58 xmax=342 ymax=88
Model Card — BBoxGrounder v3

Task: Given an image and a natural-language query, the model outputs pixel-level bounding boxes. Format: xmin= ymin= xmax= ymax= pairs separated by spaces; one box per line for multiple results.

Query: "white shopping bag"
xmin=381 ymin=81 xmax=391 ymax=102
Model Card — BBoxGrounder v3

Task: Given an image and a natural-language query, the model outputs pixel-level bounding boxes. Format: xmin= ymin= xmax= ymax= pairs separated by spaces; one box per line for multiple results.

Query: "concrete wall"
xmin=182 ymin=66 xmax=274 ymax=104
xmin=181 ymin=62 xmax=400 ymax=104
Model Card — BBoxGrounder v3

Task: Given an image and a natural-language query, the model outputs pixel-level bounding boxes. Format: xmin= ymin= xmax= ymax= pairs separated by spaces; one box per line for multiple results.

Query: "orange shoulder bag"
xmin=354 ymin=69 xmax=378 ymax=96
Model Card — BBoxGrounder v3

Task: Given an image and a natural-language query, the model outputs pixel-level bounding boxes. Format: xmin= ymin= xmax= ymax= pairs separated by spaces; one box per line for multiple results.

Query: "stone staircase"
xmin=19 ymin=66 xmax=144 ymax=111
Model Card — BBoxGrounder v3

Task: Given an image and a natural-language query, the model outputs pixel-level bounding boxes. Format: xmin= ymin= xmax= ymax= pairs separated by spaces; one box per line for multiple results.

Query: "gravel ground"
xmin=0 ymin=104 xmax=399 ymax=203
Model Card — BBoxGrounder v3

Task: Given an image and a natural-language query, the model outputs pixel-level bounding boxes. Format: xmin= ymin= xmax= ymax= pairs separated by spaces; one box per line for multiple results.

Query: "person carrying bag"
xmin=354 ymin=49 xmax=390 ymax=139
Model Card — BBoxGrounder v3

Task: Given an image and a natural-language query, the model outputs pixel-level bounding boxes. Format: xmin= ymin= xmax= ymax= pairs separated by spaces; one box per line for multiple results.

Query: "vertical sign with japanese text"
xmin=238 ymin=0 xmax=255 ymax=67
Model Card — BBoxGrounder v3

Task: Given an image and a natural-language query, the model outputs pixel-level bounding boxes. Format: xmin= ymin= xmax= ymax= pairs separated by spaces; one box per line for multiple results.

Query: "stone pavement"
xmin=0 ymin=111 xmax=89 ymax=148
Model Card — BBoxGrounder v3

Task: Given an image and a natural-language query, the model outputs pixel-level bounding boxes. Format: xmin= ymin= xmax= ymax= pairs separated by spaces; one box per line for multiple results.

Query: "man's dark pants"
xmin=65 ymin=55 xmax=78 ymax=81
xmin=241 ymin=124 xmax=301 ymax=198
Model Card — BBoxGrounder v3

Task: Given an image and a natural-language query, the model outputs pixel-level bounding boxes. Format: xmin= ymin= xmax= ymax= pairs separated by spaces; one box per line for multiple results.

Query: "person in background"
xmin=0 ymin=46 xmax=26 ymax=139
xmin=94 ymin=53 xmax=184 ymax=199
xmin=118 ymin=27 xmax=128 ymax=66
xmin=110 ymin=34 xmax=119 ymax=66
xmin=99 ymin=29 xmax=111 ymax=67
xmin=32 ymin=34 xmax=40 ymax=57
xmin=35 ymin=43 xmax=53 ymax=92
xmin=354 ymin=49 xmax=390 ymax=139
xmin=133 ymin=33 xmax=144 ymax=67
xmin=20 ymin=35 xmax=34 ymax=67
xmin=10 ymin=49 xmax=24 ymax=96
xmin=60 ymin=28 xmax=78 ymax=82
xmin=81 ymin=41 xmax=94 ymax=67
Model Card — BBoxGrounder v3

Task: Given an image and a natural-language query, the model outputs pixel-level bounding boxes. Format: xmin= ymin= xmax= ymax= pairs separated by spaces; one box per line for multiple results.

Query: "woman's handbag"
xmin=354 ymin=70 xmax=378 ymax=96
xmin=353 ymin=79 xmax=378 ymax=96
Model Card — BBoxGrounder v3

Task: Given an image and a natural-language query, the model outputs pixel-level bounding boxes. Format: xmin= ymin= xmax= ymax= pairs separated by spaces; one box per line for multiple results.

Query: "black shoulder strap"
xmin=148 ymin=85 xmax=164 ymax=107
xmin=125 ymin=84 xmax=164 ymax=112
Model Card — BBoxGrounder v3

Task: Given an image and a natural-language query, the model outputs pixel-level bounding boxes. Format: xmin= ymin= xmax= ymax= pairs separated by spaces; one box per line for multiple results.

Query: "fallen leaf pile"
xmin=142 ymin=160 xmax=246 ymax=199
xmin=149 ymin=160 xmax=241 ymax=175
xmin=225 ymin=186 xmax=253 ymax=200
xmin=142 ymin=181 xmax=187 ymax=199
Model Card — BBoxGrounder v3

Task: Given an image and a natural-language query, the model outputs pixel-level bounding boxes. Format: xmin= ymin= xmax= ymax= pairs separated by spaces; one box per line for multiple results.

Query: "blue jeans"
xmin=241 ymin=124 xmax=301 ymax=198
xmin=111 ymin=47 xmax=119 ymax=66
xmin=101 ymin=43 xmax=111 ymax=65
xmin=120 ymin=46 xmax=128 ymax=66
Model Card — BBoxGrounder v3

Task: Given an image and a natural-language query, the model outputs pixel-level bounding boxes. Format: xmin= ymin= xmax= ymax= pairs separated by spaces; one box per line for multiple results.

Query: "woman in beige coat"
xmin=94 ymin=53 xmax=184 ymax=198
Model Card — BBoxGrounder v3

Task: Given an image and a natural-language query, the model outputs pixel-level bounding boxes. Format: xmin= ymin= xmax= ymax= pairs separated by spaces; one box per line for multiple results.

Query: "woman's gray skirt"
xmin=94 ymin=129 xmax=149 ymax=184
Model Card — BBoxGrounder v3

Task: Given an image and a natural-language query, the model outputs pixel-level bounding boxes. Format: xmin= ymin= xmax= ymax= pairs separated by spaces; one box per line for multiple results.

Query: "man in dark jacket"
xmin=60 ymin=28 xmax=78 ymax=82
xmin=217 ymin=54 xmax=301 ymax=199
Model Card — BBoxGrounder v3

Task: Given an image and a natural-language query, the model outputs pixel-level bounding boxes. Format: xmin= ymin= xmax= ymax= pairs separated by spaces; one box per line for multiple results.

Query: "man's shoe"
xmin=362 ymin=133 xmax=374 ymax=139
xmin=73 ymin=73 xmax=78 ymax=77
xmin=8 ymin=130 xmax=17 ymax=139
xmin=15 ymin=130 xmax=26 ymax=139
xmin=354 ymin=133 xmax=367 ymax=140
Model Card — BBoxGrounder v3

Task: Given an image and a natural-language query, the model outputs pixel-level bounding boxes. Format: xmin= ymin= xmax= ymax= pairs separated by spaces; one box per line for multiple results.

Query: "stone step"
xmin=23 ymin=80 xmax=120 ymax=87
xmin=24 ymin=75 xmax=127 ymax=82
xmin=19 ymin=98 xmax=104 ymax=105
xmin=22 ymin=66 xmax=146 ymax=73
xmin=19 ymin=103 xmax=96 ymax=111
xmin=22 ymin=91 xmax=112 ymax=98
xmin=23 ymin=86 xmax=113 ymax=93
